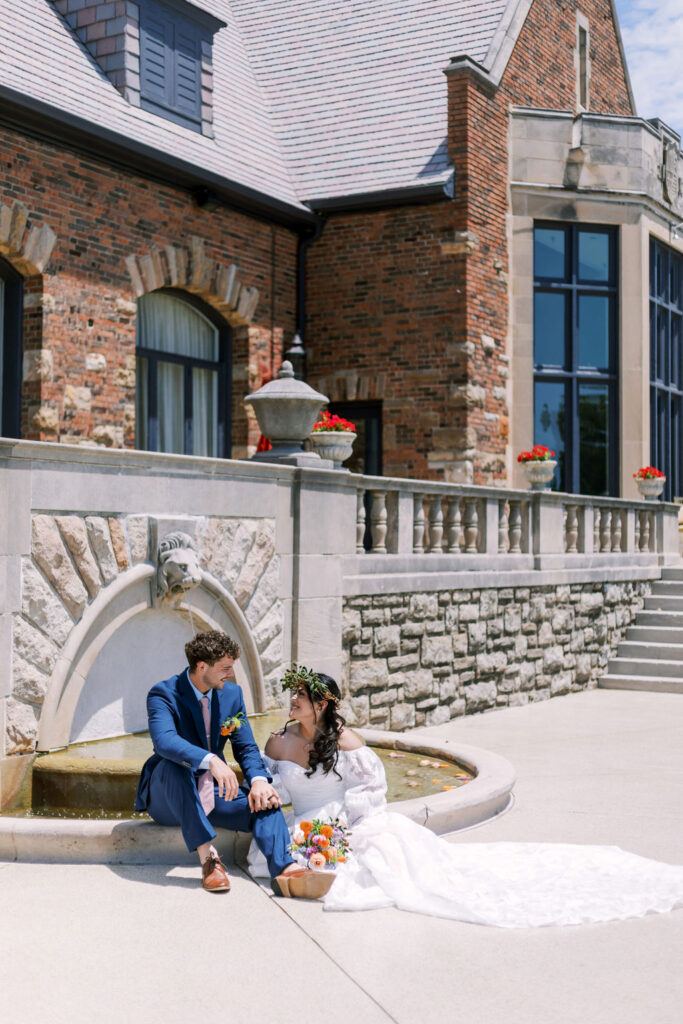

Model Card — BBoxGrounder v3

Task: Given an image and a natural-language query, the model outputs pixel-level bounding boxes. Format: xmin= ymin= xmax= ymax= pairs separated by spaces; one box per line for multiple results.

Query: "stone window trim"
xmin=575 ymin=12 xmax=591 ymax=113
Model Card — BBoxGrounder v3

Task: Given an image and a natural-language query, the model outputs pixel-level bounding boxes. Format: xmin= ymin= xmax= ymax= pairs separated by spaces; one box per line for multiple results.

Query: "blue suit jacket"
xmin=134 ymin=668 xmax=270 ymax=811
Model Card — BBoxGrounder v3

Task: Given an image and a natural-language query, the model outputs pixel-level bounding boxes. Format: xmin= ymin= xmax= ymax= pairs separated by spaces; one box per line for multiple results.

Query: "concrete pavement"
xmin=1 ymin=688 xmax=682 ymax=1024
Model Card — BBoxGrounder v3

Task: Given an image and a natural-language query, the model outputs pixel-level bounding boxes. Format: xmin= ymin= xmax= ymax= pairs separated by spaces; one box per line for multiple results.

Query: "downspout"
xmin=286 ymin=215 xmax=325 ymax=379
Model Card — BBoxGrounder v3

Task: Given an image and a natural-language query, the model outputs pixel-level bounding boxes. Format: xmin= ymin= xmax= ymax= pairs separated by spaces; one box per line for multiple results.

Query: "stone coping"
xmin=0 ymin=735 xmax=515 ymax=864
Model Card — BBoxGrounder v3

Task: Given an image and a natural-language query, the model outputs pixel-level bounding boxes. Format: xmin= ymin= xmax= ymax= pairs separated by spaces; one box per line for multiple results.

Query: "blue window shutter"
xmin=139 ymin=0 xmax=205 ymax=132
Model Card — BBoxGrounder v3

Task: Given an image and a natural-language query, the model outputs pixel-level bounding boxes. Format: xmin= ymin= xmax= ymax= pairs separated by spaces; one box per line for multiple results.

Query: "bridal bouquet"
xmin=290 ymin=818 xmax=351 ymax=871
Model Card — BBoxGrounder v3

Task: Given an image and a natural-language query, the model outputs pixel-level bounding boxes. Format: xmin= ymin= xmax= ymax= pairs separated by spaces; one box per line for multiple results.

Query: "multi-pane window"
xmin=136 ymin=291 xmax=230 ymax=458
xmin=533 ymin=224 xmax=618 ymax=496
xmin=650 ymin=240 xmax=683 ymax=500
xmin=0 ymin=256 xmax=23 ymax=438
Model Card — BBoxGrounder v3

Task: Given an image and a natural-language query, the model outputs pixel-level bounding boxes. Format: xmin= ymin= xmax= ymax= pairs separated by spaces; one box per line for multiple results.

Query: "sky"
xmin=614 ymin=0 xmax=683 ymax=139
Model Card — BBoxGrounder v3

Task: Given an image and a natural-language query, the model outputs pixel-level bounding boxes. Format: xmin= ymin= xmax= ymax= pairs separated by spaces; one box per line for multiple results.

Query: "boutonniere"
xmin=220 ymin=711 xmax=246 ymax=737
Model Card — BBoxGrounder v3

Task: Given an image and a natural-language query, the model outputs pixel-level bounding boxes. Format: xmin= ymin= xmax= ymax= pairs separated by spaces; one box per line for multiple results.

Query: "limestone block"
xmin=465 ymin=681 xmax=497 ymax=711
xmin=224 ymin=521 xmax=259 ymax=591
xmin=342 ymin=609 xmax=361 ymax=646
xmin=390 ymin=703 xmax=415 ymax=731
xmin=551 ymin=608 xmax=573 ymax=633
xmin=476 ymin=652 xmax=507 ymax=676
xmin=85 ymin=517 xmax=119 ymax=584
xmin=370 ymin=687 xmax=397 ymax=708
xmin=459 ymin=603 xmax=479 ymax=622
xmin=515 ymin=634 xmax=528 ymax=657
xmin=408 ymin=594 xmax=438 ymax=620
xmin=22 ymin=349 xmax=53 ymax=383
xmin=575 ymin=653 xmax=592 ymax=682
xmin=519 ymin=662 xmax=536 ymax=689
xmin=550 ymin=672 xmax=572 ymax=696
xmin=580 ymin=592 xmax=603 ymax=615
xmin=480 ymin=592 xmax=497 ymax=619
xmin=245 ymin=557 xmax=279 ymax=627
xmin=508 ymin=693 xmax=529 ymax=707
xmin=21 ymin=559 xmax=73 ymax=645
xmin=123 ymin=404 xmax=135 ymax=432
xmin=108 ymin=518 xmax=129 ymax=572
xmin=374 ymin=625 xmax=400 ymax=657
xmin=125 ymin=515 xmax=150 ymax=564
xmin=504 ymin=607 xmax=522 ymax=634
xmin=199 ymin=517 xmax=239 ymax=582
xmin=439 ymin=675 xmax=459 ymax=701
xmin=234 ymin=527 xmax=276 ymax=608
xmin=529 ymin=597 xmax=548 ymax=621
xmin=5 ymin=698 xmax=39 ymax=755
xmin=13 ymin=615 xmax=60 ymax=673
xmin=452 ymin=632 xmax=468 ymax=656
xmin=260 ymin=632 xmax=282 ymax=675
xmin=32 ymin=515 xmax=88 ymax=618
xmin=12 ymin=655 xmax=50 ymax=704
xmin=426 ymin=704 xmax=451 ymax=726
xmin=369 ymin=708 xmax=390 ymax=728
xmin=403 ymin=669 xmax=434 ymax=700
xmin=64 ymin=385 xmax=92 ymax=411
xmin=86 ymin=353 xmax=107 ymax=371
xmin=55 ymin=516 xmax=102 ymax=597
xmin=387 ymin=653 xmax=418 ymax=670
xmin=348 ymin=659 xmax=389 ymax=695
xmin=114 ymin=369 xmax=135 ymax=389
xmin=467 ymin=621 xmax=487 ymax=652
xmin=92 ymin=424 xmax=124 ymax=447
xmin=344 ymin=694 xmax=370 ymax=725
xmin=401 ymin=621 xmax=425 ymax=638
xmin=30 ymin=405 xmax=59 ymax=433
xmin=422 ymin=635 xmax=453 ymax=666
xmin=543 ymin=645 xmax=564 ymax=673
xmin=538 ymin=621 xmax=553 ymax=646
xmin=253 ymin=602 xmax=283 ymax=652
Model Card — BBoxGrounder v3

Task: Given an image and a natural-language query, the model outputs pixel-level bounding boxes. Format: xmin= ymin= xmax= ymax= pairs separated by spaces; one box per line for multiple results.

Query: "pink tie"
xmin=198 ymin=695 xmax=215 ymax=815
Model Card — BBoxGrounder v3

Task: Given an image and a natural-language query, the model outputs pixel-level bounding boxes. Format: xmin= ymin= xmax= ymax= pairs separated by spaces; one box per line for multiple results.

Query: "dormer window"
xmin=52 ymin=0 xmax=225 ymax=136
xmin=575 ymin=13 xmax=590 ymax=112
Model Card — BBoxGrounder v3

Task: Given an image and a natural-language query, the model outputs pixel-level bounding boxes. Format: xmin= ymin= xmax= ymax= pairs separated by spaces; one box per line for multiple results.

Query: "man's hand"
xmin=248 ymin=779 xmax=282 ymax=813
xmin=210 ymin=757 xmax=239 ymax=801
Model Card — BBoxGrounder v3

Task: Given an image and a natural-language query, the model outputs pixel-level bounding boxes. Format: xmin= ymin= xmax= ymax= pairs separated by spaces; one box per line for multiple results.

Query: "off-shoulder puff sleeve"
xmin=342 ymin=746 xmax=387 ymax=825
xmin=261 ymin=753 xmax=292 ymax=805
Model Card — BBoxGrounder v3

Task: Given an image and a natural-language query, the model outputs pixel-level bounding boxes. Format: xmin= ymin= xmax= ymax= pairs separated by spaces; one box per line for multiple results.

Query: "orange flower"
xmin=337 ymin=855 xmax=346 ymax=863
xmin=322 ymin=849 xmax=331 ymax=861
xmin=320 ymin=825 xmax=334 ymax=839
xmin=317 ymin=836 xmax=330 ymax=849
xmin=300 ymin=821 xmax=313 ymax=837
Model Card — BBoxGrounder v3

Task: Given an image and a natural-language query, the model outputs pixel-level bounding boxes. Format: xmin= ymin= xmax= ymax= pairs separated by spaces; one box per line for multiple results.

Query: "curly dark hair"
xmin=285 ymin=673 xmax=346 ymax=779
xmin=185 ymin=630 xmax=241 ymax=670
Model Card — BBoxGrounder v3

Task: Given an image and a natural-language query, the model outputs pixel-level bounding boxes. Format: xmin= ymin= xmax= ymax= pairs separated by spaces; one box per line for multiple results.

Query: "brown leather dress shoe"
xmin=272 ymin=867 xmax=335 ymax=899
xmin=202 ymin=855 xmax=231 ymax=893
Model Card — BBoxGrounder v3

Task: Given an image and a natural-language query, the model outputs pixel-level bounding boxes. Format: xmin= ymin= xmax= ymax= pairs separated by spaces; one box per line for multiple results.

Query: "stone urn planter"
xmin=307 ymin=430 xmax=356 ymax=470
xmin=522 ymin=459 xmax=557 ymax=491
xmin=636 ymin=476 xmax=666 ymax=501
xmin=243 ymin=361 xmax=329 ymax=464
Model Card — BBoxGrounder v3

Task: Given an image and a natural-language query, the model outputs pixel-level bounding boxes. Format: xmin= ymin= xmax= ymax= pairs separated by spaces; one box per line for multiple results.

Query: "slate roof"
xmin=1 ymin=0 xmax=526 ymax=211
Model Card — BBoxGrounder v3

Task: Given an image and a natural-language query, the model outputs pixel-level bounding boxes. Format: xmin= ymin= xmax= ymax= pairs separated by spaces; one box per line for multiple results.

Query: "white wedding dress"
xmin=247 ymin=746 xmax=683 ymax=927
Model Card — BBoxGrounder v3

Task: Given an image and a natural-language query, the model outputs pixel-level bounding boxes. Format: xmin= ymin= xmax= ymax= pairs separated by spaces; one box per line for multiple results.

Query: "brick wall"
xmin=1 ymin=125 xmax=298 ymax=452
xmin=306 ymin=0 xmax=634 ymax=484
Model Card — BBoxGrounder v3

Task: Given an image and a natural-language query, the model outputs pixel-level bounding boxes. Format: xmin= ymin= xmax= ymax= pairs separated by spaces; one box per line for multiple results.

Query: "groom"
xmin=135 ymin=629 xmax=310 ymax=894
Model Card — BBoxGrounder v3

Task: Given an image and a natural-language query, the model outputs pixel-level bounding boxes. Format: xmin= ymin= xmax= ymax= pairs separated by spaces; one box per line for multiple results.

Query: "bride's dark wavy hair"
xmin=285 ymin=673 xmax=345 ymax=779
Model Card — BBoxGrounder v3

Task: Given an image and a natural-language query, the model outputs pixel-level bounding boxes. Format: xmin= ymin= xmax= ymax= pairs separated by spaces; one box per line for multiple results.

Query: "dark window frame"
xmin=533 ymin=222 xmax=619 ymax=496
xmin=139 ymin=0 xmax=216 ymax=133
xmin=0 ymin=256 xmax=23 ymax=438
xmin=650 ymin=238 xmax=683 ymax=500
xmin=136 ymin=288 xmax=231 ymax=458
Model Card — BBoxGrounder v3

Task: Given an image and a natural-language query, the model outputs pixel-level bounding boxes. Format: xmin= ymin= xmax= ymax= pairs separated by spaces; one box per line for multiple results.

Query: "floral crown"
xmin=281 ymin=664 xmax=339 ymax=703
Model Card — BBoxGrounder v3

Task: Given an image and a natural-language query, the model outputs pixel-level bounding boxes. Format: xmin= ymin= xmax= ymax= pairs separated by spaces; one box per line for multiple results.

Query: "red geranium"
xmin=517 ymin=444 xmax=555 ymax=463
xmin=312 ymin=410 xmax=356 ymax=433
xmin=633 ymin=466 xmax=665 ymax=479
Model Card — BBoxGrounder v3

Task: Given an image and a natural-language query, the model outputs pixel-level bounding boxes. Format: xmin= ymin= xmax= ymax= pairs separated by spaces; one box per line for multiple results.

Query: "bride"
xmin=248 ymin=667 xmax=683 ymax=927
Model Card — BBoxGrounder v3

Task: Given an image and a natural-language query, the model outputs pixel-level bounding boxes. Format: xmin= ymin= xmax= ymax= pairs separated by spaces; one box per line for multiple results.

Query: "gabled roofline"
xmin=0 ymin=85 xmax=318 ymax=231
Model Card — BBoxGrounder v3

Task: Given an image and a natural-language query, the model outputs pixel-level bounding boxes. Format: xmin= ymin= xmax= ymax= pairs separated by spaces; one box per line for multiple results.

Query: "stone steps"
xmin=599 ymin=568 xmax=683 ymax=693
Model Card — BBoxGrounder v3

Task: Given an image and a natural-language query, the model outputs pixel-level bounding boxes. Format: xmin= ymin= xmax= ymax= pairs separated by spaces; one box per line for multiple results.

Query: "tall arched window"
xmin=135 ymin=290 xmax=231 ymax=457
xmin=0 ymin=256 xmax=23 ymax=438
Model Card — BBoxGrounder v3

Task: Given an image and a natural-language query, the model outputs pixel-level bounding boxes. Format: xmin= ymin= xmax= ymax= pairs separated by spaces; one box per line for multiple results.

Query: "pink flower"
xmin=309 ymin=852 xmax=327 ymax=870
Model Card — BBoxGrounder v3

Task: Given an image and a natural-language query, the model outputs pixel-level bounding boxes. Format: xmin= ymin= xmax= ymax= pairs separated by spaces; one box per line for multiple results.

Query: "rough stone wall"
xmin=306 ymin=0 xmax=633 ymax=484
xmin=342 ymin=579 xmax=650 ymax=730
xmin=0 ymin=126 xmax=297 ymax=453
xmin=6 ymin=513 xmax=283 ymax=755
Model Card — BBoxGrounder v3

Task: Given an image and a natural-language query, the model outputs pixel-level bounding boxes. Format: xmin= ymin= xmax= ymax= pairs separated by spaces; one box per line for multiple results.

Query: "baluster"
xmin=413 ymin=493 xmax=426 ymax=553
xmin=639 ymin=508 xmax=650 ymax=552
xmin=445 ymin=496 xmax=462 ymax=553
xmin=508 ymin=500 xmax=522 ymax=553
xmin=593 ymin=507 xmax=601 ymax=552
xmin=356 ymin=490 xmax=366 ymax=553
xmin=463 ymin=497 xmax=479 ymax=553
xmin=600 ymin=508 xmax=611 ymax=552
xmin=498 ymin=500 xmax=508 ymax=553
xmin=565 ymin=504 xmax=578 ymax=554
xmin=648 ymin=510 xmax=655 ymax=552
xmin=634 ymin=509 xmax=641 ymax=551
xmin=370 ymin=490 xmax=388 ymax=554
xmin=611 ymin=508 xmax=622 ymax=552
xmin=428 ymin=496 xmax=444 ymax=553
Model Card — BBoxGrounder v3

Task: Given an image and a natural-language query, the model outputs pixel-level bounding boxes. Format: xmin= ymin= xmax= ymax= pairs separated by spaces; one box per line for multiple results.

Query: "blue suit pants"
xmin=145 ymin=759 xmax=294 ymax=878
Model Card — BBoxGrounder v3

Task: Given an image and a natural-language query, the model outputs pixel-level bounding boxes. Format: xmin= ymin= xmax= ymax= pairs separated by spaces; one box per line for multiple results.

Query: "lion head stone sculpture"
xmin=157 ymin=532 xmax=203 ymax=601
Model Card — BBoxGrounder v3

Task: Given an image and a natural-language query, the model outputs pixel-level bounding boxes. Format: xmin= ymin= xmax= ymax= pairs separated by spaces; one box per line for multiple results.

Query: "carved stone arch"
xmin=0 ymin=200 xmax=57 ymax=277
xmin=124 ymin=236 xmax=260 ymax=326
